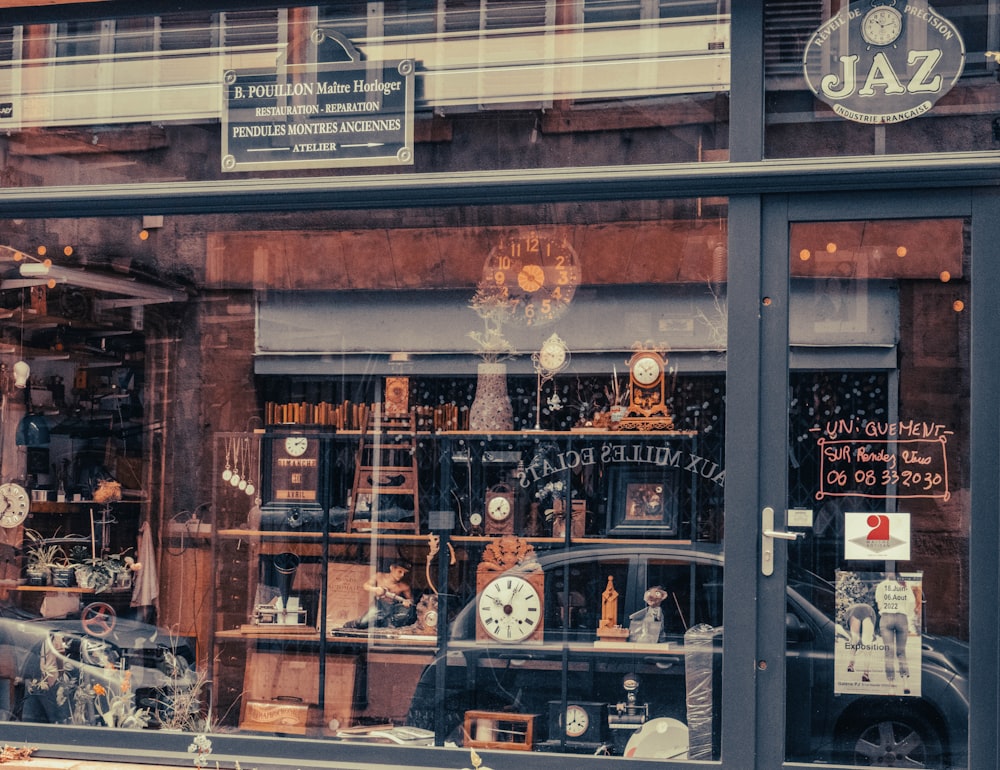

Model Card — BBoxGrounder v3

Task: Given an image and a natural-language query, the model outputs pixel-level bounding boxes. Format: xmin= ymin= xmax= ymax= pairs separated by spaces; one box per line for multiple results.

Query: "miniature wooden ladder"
xmin=346 ymin=405 xmax=420 ymax=533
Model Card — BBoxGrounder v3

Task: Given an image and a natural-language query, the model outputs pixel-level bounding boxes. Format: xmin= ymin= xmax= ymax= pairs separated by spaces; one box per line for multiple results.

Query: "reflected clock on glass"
xmin=483 ymin=232 xmax=580 ymax=326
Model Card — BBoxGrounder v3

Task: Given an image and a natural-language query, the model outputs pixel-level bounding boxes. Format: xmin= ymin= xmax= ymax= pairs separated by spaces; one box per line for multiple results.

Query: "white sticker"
xmin=844 ymin=512 xmax=911 ymax=561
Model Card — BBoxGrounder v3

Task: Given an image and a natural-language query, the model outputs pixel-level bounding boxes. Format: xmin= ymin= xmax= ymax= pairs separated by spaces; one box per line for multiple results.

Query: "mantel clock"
xmin=484 ymin=481 xmax=516 ymax=536
xmin=475 ymin=536 xmax=545 ymax=643
xmin=621 ymin=349 xmax=675 ymax=431
xmin=546 ymin=701 xmax=609 ymax=750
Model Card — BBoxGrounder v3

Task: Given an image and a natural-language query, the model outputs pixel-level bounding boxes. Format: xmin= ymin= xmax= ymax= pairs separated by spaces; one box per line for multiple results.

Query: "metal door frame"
xmin=750 ymin=188 xmax=1000 ymax=769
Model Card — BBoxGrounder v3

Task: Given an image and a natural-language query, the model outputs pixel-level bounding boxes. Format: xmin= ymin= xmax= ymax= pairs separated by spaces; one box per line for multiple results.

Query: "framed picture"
xmin=606 ymin=466 xmax=680 ymax=537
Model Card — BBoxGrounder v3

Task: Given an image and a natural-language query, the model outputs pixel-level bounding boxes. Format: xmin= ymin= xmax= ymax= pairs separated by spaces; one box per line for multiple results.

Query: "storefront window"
xmin=765 ymin=0 xmax=999 ymax=158
xmin=0 ymin=196 xmax=733 ymax=759
xmin=0 ymin=2 xmax=993 ymax=768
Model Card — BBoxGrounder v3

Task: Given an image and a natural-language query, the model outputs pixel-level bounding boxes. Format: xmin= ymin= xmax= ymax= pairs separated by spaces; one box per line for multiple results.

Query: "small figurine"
xmin=597 ymin=575 xmax=629 ymax=640
xmin=342 ymin=558 xmax=415 ymax=629
xmin=628 ymin=586 xmax=669 ymax=644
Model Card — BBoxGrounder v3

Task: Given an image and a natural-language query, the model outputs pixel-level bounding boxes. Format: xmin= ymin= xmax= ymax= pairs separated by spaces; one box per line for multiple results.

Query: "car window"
xmin=645 ymin=559 xmax=723 ymax=637
xmin=545 ymin=557 xmax=629 ymax=640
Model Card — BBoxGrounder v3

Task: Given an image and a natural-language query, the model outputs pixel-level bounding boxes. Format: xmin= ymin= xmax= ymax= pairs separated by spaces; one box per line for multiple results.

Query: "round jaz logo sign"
xmin=803 ymin=0 xmax=965 ymax=124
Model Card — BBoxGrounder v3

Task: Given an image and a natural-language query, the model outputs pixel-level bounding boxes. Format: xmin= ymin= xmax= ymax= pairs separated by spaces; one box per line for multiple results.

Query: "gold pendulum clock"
xmin=619 ymin=349 xmax=675 ymax=431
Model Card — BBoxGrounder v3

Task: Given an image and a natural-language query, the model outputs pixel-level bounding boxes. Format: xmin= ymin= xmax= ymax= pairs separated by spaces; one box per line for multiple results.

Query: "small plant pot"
xmin=50 ymin=567 xmax=76 ymax=588
xmin=25 ymin=567 xmax=50 ymax=586
xmin=74 ymin=567 xmax=94 ymax=590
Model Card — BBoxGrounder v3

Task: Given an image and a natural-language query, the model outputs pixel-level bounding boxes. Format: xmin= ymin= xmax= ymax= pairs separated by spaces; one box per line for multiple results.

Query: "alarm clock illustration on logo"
xmin=861 ymin=1 xmax=902 ymax=47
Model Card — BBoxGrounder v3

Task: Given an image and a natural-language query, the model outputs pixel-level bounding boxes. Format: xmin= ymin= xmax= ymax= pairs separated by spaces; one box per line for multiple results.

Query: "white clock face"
xmin=539 ymin=340 xmax=567 ymax=372
xmin=0 ymin=483 xmax=29 ymax=528
xmin=469 ymin=512 xmax=484 ymax=528
xmin=478 ymin=574 xmax=542 ymax=642
xmin=632 ymin=355 xmax=662 ymax=386
xmin=564 ymin=704 xmax=590 ymax=738
xmin=861 ymin=6 xmax=902 ymax=46
xmin=284 ymin=436 xmax=309 ymax=457
xmin=487 ymin=495 xmax=512 ymax=521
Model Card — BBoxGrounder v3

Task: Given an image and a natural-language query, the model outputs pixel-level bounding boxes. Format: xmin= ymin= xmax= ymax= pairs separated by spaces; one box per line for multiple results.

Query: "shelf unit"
xmin=207 ymin=423 xmax=708 ymax=738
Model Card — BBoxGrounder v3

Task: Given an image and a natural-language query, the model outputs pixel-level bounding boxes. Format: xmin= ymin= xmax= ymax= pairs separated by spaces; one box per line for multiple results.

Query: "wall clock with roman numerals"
xmin=475 ymin=535 xmax=545 ymax=643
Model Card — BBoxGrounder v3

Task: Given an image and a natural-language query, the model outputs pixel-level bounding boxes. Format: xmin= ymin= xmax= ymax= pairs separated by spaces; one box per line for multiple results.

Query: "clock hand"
xmin=485 ymin=591 xmax=505 ymax=608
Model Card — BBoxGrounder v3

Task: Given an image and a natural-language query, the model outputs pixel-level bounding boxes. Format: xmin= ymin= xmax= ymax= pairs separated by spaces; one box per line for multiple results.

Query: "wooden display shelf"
xmin=214 ymin=627 xmax=436 ymax=650
xmin=216 ymin=529 xmax=431 ymax=543
xmin=216 ymin=627 xmax=322 ymax=641
xmin=215 ymin=530 xmax=693 ymax=547
xmin=15 ymin=585 xmax=130 ymax=593
xmin=258 ymin=428 xmax=698 ymax=437
xmin=437 ymin=429 xmax=698 ymax=437
xmin=29 ymin=500 xmax=140 ymax=514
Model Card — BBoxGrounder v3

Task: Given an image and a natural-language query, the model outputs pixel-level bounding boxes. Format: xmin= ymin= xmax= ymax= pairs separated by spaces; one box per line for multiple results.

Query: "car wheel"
xmin=839 ymin=706 xmax=944 ymax=767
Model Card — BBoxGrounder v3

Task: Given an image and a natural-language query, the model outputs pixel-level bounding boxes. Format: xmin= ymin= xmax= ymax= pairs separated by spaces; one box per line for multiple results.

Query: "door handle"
xmin=761 ymin=506 xmax=804 ymax=576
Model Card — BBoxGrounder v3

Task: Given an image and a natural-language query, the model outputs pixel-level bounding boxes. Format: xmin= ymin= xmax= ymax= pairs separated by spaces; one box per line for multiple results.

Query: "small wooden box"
xmin=464 ymin=710 xmax=536 ymax=751
xmin=240 ymin=699 xmax=321 ymax=735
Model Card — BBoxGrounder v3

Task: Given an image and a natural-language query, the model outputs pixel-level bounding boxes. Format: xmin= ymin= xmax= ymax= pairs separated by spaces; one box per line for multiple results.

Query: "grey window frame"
xmin=0 ymin=3 xmax=994 ymax=770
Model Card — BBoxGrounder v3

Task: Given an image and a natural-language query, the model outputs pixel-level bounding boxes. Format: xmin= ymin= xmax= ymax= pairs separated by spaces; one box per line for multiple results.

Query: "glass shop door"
xmin=751 ymin=190 xmax=997 ymax=769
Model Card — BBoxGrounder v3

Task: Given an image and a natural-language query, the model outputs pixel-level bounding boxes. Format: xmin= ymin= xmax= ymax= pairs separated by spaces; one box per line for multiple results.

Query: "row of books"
xmin=264 ymin=401 xmax=470 ymax=432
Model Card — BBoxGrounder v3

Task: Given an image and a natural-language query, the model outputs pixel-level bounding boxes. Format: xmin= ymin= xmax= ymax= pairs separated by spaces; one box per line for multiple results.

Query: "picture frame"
xmin=606 ymin=466 xmax=680 ymax=537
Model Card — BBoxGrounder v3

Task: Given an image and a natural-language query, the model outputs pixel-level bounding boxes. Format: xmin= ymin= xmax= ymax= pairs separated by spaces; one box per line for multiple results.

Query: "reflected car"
xmin=0 ymin=602 xmax=200 ymax=727
xmin=407 ymin=544 xmax=969 ymax=768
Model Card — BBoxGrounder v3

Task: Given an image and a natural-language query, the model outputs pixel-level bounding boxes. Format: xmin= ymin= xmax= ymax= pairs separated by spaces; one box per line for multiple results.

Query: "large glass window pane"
xmin=0 ymin=196 xmax=729 ymax=763
xmin=784 ymin=218 xmax=970 ymax=767
xmin=765 ymin=1 xmax=998 ymax=158
xmin=0 ymin=1 xmax=730 ymax=185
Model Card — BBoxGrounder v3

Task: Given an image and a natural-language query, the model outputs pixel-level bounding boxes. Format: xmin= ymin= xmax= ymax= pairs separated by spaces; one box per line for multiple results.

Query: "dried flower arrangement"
xmin=468 ymin=278 xmax=515 ymax=363
xmin=92 ymin=479 xmax=122 ymax=504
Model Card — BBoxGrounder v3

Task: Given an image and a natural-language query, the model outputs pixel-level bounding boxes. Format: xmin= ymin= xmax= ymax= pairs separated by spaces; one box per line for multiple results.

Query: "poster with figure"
xmin=835 ymin=570 xmax=922 ymax=697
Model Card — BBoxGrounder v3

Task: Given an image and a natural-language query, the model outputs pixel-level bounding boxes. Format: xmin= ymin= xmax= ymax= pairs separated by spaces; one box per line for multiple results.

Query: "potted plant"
xmin=605 ymin=365 xmax=630 ymax=424
xmin=22 ymin=529 xmax=63 ymax=586
xmin=74 ymin=557 xmax=114 ymax=593
xmin=50 ymin=556 xmax=77 ymax=588
xmin=104 ymin=551 xmax=141 ymax=589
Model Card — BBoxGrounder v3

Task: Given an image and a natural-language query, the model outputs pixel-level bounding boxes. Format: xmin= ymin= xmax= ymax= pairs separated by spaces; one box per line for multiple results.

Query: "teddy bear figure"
xmin=628 ymin=586 xmax=669 ymax=644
